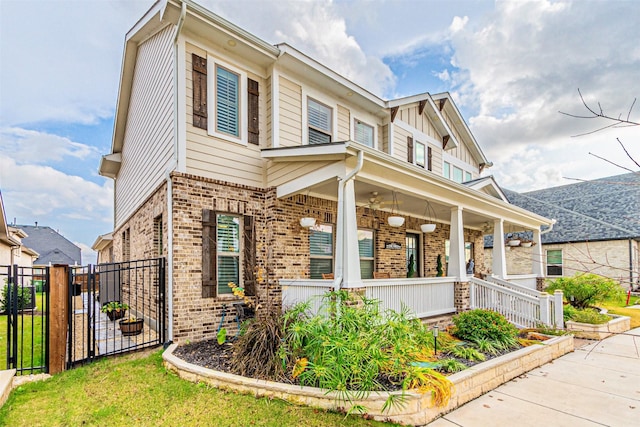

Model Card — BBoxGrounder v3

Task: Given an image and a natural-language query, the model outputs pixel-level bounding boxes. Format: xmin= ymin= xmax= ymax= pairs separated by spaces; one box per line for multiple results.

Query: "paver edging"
xmin=163 ymin=334 xmax=574 ymax=426
xmin=566 ymin=315 xmax=631 ymax=340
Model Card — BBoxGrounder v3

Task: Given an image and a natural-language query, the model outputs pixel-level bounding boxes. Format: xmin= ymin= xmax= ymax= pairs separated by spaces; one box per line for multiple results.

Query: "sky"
xmin=1 ymin=0 xmax=639 ymax=264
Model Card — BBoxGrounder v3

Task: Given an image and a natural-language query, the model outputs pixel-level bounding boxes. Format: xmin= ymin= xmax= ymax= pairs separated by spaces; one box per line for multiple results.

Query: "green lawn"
xmin=601 ymin=293 xmax=640 ymax=329
xmin=0 ymin=350 xmax=399 ymax=427
xmin=0 ymin=292 xmax=47 ymax=371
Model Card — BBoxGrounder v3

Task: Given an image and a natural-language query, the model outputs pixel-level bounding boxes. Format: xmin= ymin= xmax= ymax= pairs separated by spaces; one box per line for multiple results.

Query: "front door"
xmin=406 ymin=233 xmax=420 ymax=278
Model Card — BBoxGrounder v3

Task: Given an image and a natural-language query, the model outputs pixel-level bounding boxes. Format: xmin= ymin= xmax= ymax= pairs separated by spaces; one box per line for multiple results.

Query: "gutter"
xmin=166 ymin=0 xmax=187 ymax=343
xmin=540 ymin=218 xmax=556 ymax=235
xmin=335 ymin=148 xmax=364 ymax=289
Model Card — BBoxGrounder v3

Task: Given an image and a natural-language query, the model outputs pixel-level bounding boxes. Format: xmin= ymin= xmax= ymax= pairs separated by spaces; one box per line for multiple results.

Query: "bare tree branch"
xmin=587 ymin=152 xmax=637 ymax=173
xmin=618 ymin=138 xmax=640 ymax=168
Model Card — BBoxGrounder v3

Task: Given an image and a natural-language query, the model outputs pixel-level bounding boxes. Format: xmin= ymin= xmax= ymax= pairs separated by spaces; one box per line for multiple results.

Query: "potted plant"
xmin=119 ymin=316 xmax=144 ymax=336
xmin=101 ymin=301 xmax=129 ymax=321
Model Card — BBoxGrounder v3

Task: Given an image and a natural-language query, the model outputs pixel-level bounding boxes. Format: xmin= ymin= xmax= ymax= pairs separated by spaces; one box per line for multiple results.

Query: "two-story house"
xmin=99 ymin=0 xmax=553 ymax=343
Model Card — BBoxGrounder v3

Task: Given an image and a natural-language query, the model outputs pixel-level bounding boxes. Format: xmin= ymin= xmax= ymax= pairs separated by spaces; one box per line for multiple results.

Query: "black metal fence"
xmin=67 ymin=258 xmax=166 ymax=367
xmin=1 ymin=265 xmax=49 ymax=375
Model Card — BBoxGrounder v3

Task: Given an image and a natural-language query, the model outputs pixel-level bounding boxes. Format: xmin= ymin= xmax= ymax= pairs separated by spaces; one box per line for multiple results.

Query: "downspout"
xmin=165 ymin=1 xmax=187 ymax=343
xmin=540 ymin=218 xmax=556 ymax=235
xmin=335 ymin=149 xmax=364 ymax=289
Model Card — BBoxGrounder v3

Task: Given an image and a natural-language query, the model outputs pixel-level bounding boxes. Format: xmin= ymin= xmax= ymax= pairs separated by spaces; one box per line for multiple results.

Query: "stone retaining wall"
xmin=163 ymin=335 xmax=574 ymax=426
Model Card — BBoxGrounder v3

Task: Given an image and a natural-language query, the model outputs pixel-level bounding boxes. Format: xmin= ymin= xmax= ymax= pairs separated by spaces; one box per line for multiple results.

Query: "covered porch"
xmin=263 ymin=142 xmax=554 ymax=319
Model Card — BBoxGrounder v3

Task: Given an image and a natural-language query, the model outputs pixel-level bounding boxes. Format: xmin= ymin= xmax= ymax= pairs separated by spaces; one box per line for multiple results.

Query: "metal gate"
xmin=67 ymin=258 xmax=166 ymax=367
xmin=2 ymin=265 xmax=49 ymax=375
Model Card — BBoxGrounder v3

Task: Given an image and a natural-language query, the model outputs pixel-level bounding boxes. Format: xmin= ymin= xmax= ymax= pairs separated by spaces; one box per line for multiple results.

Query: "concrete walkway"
xmin=427 ymin=327 xmax=640 ymax=427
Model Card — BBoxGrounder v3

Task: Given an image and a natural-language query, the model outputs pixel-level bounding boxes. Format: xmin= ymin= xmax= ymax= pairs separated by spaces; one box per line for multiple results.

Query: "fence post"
xmin=48 ymin=265 xmax=69 ymax=374
xmin=539 ymin=292 xmax=550 ymax=327
xmin=553 ymin=290 xmax=564 ymax=329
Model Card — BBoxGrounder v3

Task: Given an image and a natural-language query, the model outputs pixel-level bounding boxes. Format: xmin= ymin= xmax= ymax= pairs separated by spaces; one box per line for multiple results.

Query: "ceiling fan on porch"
xmin=366 ymin=192 xmax=401 ymax=210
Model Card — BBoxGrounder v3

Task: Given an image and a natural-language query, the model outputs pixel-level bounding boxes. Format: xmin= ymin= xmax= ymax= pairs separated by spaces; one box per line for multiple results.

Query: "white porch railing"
xmin=364 ymin=278 xmax=456 ymax=318
xmin=486 ymin=276 xmax=540 ymax=298
xmin=503 ymin=274 xmax=538 ymax=290
xmin=470 ymin=277 xmax=563 ymax=328
xmin=280 ymin=277 xmax=456 ymax=319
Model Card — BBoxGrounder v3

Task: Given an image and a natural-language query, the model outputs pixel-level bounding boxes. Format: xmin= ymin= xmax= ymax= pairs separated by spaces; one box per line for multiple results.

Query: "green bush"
xmin=546 ymin=273 xmax=624 ymax=309
xmin=564 ymin=305 xmax=611 ymax=324
xmin=451 ymin=309 xmax=519 ymax=346
xmin=0 ymin=285 xmax=33 ymax=313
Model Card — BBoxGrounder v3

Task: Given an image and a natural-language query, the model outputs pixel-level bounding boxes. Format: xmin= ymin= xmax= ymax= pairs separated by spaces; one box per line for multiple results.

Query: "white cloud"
xmin=0 ymin=127 xmax=98 ymax=164
xmin=75 ymin=242 xmax=97 ymax=265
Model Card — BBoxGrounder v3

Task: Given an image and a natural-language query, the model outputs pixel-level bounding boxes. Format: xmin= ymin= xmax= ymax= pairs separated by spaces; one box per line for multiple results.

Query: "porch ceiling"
xmin=264 ymin=143 xmax=552 ymax=232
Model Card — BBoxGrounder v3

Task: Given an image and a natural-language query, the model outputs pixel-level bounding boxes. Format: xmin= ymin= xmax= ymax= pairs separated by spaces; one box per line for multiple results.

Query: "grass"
xmin=0 ymin=292 xmax=47 ymax=370
xmin=600 ymin=293 xmax=640 ymax=329
xmin=0 ymin=350 xmax=399 ymax=427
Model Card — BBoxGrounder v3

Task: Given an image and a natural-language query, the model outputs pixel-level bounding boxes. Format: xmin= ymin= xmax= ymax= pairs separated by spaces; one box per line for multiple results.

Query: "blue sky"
xmin=1 ymin=0 xmax=639 ymax=264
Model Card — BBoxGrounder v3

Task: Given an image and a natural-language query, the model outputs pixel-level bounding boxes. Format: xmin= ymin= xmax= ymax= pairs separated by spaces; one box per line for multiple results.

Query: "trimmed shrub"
xmin=451 ymin=309 xmax=518 ymax=346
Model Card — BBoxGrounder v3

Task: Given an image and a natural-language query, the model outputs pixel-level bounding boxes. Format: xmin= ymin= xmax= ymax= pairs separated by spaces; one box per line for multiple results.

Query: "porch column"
xmin=448 ymin=206 xmax=466 ymax=279
xmin=532 ymin=228 xmax=544 ymax=277
xmin=336 ymin=178 xmax=362 ymax=288
xmin=492 ymin=219 xmax=507 ymax=278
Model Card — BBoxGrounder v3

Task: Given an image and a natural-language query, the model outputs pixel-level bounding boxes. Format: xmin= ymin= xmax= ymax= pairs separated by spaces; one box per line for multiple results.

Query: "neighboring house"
xmin=16 ymin=224 xmax=81 ymax=267
xmin=485 ymin=172 xmax=640 ymax=289
xmin=0 ymin=193 xmax=38 ymax=267
xmin=98 ymin=0 xmax=553 ymax=343
xmin=92 ymin=232 xmax=114 ymax=264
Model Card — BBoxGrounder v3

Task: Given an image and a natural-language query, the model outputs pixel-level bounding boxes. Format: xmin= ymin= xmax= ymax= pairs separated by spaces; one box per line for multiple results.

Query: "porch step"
xmin=0 ymin=369 xmax=16 ymax=408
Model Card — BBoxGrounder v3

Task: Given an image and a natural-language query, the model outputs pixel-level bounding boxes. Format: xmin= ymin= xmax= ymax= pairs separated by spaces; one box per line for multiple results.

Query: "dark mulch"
xmin=173 ymin=339 xmax=235 ymax=372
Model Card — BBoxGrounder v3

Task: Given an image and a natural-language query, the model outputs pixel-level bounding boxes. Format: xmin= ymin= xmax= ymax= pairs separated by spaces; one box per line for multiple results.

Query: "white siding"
xmin=115 ymin=25 xmax=176 ymax=227
xmin=278 ymin=76 xmax=302 ymax=147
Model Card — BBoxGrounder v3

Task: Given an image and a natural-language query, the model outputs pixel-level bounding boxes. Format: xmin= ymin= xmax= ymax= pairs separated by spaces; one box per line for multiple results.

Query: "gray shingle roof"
xmin=16 ymin=225 xmax=81 ymax=265
xmin=485 ymin=172 xmax=640 ymax=247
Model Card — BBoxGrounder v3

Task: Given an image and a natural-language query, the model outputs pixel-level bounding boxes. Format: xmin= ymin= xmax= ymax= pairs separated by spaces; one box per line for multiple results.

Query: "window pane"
xmin=465 ymin=172 xmax=472 ymax=182
xmin=217 ymin=215 xmax=240 ymax=253
xmin=453 ymin=166 xmax=463 ymax=183
xmin=310 ymin=259 xmax=332 ymax=279
xmin=308 ymin=99 xmax=331 ymax=131
xmin=216 ymin=67 xmax=239 ymax=136
xmin=310 ymin=225 xmax=333 ymax=256
xmin=360 ymin=260 xmax=374 ymax=279
xmin=547 ymin=250 xmax=562 ymax=265
xmin=444 ymin=162 xmax=450 ymax=179
xmin=415 ymin=142 xmax=425 ymax=167
xmin=547 ymin=265 xmax=563 ymax=276
xmin=218 ymin=256 xmax=238 ymax=294
xmin=354 ymin=120 xmax=374 ymax=147
xmin=309 ymin=128 xmax=332 ymax=145
xmin=358 ymin=230 xmax=374 ymax=257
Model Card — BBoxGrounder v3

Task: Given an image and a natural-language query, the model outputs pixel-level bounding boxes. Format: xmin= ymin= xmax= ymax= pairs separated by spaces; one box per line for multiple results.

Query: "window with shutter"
xmin=217 ymin=214 xmax=240 ymax=294
xmin=308 ymin=98 xmax=332 ymax=144
xmin=192 ymin=54 xmax=208 ymax=130
xmin=216 ymin=66 xmax=239 ymax=137
xmin=354 ymin=119 xmax=374 ymax=147
xmin=309 ymin=224 xmax=334 ymax=279
xmin=202 ymin=209 xmax=217 ymax=297
xmin=415 ymin=141 xmax=426 ymax=168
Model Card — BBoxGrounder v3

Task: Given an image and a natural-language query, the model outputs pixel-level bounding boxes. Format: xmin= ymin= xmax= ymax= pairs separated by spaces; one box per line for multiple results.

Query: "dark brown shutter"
xmin=248 ymin=78 xmax=259 ymax=145
xmin=427 ymin=146 xmax=432 ymax=171
xmin=407 ymin=136 xmax=414 ymax=163
xmin=243 ymin=215 xmax=256 ymax=296
xmin=192 ymin=54 xmax=208 ymax=130
xmin=202 ymin=209 xmax=217 ymax=298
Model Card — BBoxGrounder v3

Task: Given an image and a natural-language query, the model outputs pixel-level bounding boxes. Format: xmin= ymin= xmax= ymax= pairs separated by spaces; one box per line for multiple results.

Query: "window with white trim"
xmin=215 ymin=66 xmax=240 ymax=137
xmin=354 ymin=119 xmax=374 ymax=147
xmin=546 ymin=249 xmax=563 ymax=276
xmin=217 ymin=214 xmax=241 ymax=294
xmin=310 ymin=224 xmax=334 ymax=278
xmin=308 ymin=98 xmax=332 ymax=144
xmin=415 ymin=142 xmax=426 ymax=168
xmin=443 ymin=162 xmax=451 ymax=180
xmin=464 ymin=171 xmax=472 ymax=182
xmin=358 ymin=229 xmax=374 ymax=279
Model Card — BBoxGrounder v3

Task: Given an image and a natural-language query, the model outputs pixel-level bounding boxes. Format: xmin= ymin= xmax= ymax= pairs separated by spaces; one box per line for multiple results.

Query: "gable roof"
xmin=486 ymin=172 xmax=640 ymax=247
xmin=16 ymin=225 xmax=82 ymax=266
xmin=463 ymin=175 xmax=508 ymax=202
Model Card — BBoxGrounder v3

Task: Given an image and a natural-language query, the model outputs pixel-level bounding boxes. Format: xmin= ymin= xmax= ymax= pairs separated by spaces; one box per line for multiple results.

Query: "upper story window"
xmin=308 ymin=98 xmax=332 ymax=144
xmin=465 ymin=171 xmax=472 ymax=182
xmin=546 ymin=249 xmax=563 ymax=276
xmin=216 ymin=66 xmax=240 ymax=137
xmin=354 ymin=119 xmax=374 ymax=147
xmin=415 ymin=142 xmax=426 ymax=168
xmin=443 ymin=161 xmax=472 ymax=183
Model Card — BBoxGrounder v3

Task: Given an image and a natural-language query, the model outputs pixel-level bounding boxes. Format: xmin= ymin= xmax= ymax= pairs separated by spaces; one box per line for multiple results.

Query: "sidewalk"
xmin=427 ymin=327 xmax=640 ymax=427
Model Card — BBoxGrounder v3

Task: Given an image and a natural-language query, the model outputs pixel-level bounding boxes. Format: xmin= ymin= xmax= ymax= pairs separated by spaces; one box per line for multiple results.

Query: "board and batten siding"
xmin=184 ymin=43 xmax=265 ymax=187
xmin=115 ymin=25 xmax=175 ymax=228
xmin=278 ymin=76 xmax=303 ymax=147
xmin=440 ymin=108 xmax=478 ymax=170
xmin=397 ymin=106 xmax=442 ymax=142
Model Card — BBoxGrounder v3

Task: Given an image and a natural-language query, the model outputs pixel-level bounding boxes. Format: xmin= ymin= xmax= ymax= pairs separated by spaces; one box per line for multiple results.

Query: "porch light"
xmin=300 ymin=217 xmax=316 ymax=228
xmin=420 ymin=200 xmax=437 ymax=233
xmin=387 ymin=191 xmax=405 ymax=227
xmin=300 ymin=191 xmax=316 ymax=228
